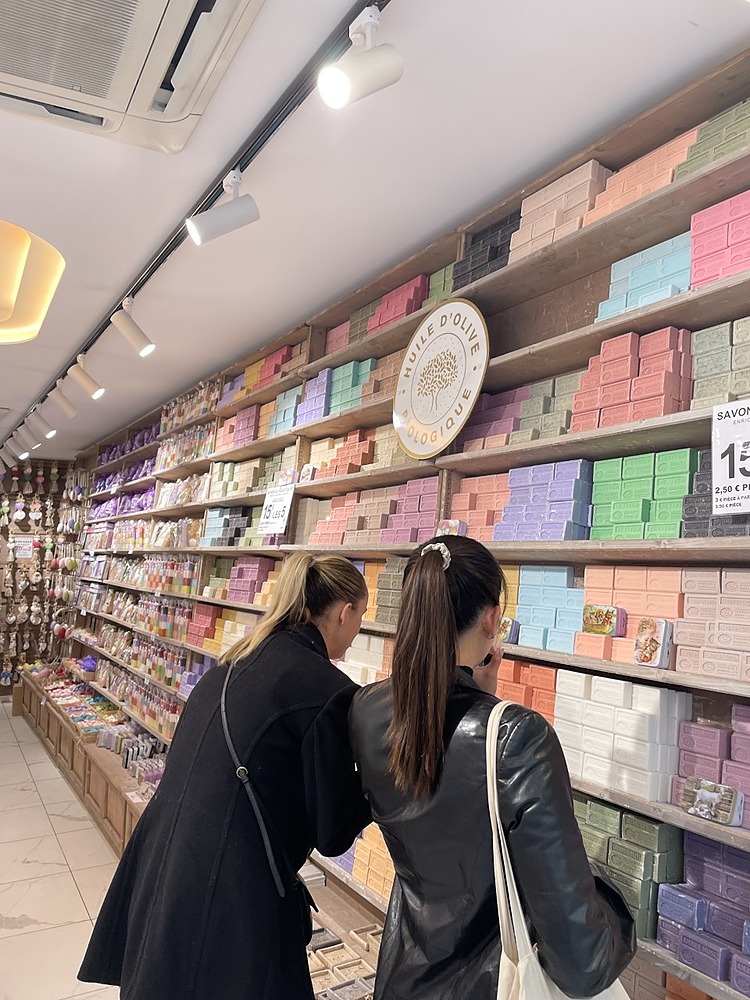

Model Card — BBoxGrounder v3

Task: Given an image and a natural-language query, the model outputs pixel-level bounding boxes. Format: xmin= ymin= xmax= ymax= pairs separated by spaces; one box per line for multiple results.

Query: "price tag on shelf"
xmin=14 ymin=537 xmax=33 ymax=560
xmin=258 ymin=484 xmax=295 ymax=537
xmin=712 ymin=399 xmax=750 ymax=515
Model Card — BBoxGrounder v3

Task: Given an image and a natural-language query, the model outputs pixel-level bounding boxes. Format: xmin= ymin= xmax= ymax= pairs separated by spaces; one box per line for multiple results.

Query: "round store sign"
xmin=394 ymin=299 xmax=489 ymax=459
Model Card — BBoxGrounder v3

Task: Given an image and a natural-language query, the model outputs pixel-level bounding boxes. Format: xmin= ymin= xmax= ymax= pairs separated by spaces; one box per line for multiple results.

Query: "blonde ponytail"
xmin=222 ymin=552 xmax=367 ymax=665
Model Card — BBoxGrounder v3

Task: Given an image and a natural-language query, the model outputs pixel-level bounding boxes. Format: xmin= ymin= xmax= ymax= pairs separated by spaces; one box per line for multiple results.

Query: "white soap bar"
xmin=369 ymin=636 xmax=385 ymax=655
xmin=590 ymin=675 xmax=633 ymax=708
xmin=554 ymin=720 xmax=583 ymax=750
xmin=554 ymin=693 xmax=584 ymax=725
xmin=631 ymin=684 xmax=692 ymax=719
xmin=351 ymin=635 xmax=369 ymax=650
xmin=582 ymin=701 xmax=615 ymax=733
xmin=613 ymin=735 xmax=679 ymax=773
xmin=562 ymin=746 xmax=583 ymax=778
xmin=582 ymin=753 xmax=615 ymax=787
xmin=582 ymin=727 xmax=614 ymax=760
xmin=555 ymin=669 xmax=591 ymax=699
xmin=614 ymin=707 xmax=680 ymax=745
xmin=613 ymin=765 xmax=672 ymax=803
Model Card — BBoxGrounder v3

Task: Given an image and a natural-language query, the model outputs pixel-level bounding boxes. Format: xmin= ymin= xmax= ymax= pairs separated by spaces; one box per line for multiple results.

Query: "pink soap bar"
xmin=601 ymin=355 xmax=639 ymax=385
xmin=679 ymin=722 xmax=731 ymax=758
xmin=729 ymin=189 xmax=750 ymax=222
xmin=727 ymin=238 xmax=750 ymax=272
xmin=679 ymin=750 xmax=724 ymax=783
xmin=638 ymin=350 xmax=681 ymax=378
xmin=639 ymin=326 xmax=681 ymax=357
xmin=600 ymin=332 xmax=639 ymax=361
xmin=680 ymin=375 xmax=694 ymax=401
xmin=599 ymin=403 xmax=632 ymax=428
xmin=600 ymin=380 xmax=632 ymax=406
xmin=570 ymin=411 xmax=600 ymax=433
xmin=723 ymin=759 xmax=750 ymax=797
xmin=693 ymin=225 xmax=729 ymax=260
xmin=678 ymin=328 xmax=692 ymax=353
xmin=630 ymin=396 xmax=680 ymax=421
xmin=681 ymin=353 xmax=694 ymax=379
xmin=692 ymin=200 xmax=732 ymax=235
xmin=692 ymin=249 xmax=729 ymax=285
xmin=579 ymin=371 xmax=600 ymax=391
xmin=631 ymin=370 xmax=682 ymax=401
xmin=731 ymin=732 xmax=750 ymax=764
xmin=588 ymin=356 xmax=602 ymax=375
xmin=733 ymin=704 xmax=750 ymax=735
xmin=572 ymin=389 xmax=601 ymax=414
xmin=730 ymin=217 xmax=750 ymax=246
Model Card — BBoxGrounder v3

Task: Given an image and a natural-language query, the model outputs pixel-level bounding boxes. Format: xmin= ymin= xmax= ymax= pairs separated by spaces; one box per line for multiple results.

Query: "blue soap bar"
xmin=545 ymin=629 xmax=577 ymax=654
xmin=610 ymin=277 xmax=631 ymax=297
xmin=661 ymin=247 xmax=691 ymax=277
xmin=639 ymin=285 xmax=680 ymax=307
xmin=518 ymin=584 xmax=544 ymax=605
xmin=554 ymin=458 xmax=594 ymax=481
xmin=556 ymin=608 xmax=584 ymax=631
xmin=541 ymin=586 xmax=568 ymax=607
xmin=516 ymin=605 xmax=557 ymax=629
xmin=518 ymin=625 xmax=548 ymax=649
xmin=547 ymin=500 xmax=589 ymax=525
xmin=597 ymin=296 xmax=628 ymax=319
xmin=658 ymin=884 xmax=708 ymax=930
xmin=670 ymin=231 xmax=692 ymax=252
xmin=612 ymin=252 xmax=642 ymax=279
xmin=563 ymin=588 xmax=586 ymax=610
xmin=630 ymin=260 xmax=662 ymax=289
xmin=658 ymin=270 xmax=690 ymax=291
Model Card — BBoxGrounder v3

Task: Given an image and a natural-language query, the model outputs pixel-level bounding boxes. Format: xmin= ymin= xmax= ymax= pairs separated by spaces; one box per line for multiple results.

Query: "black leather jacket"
xmin=349 ymin=670 xmax=635 ymax=999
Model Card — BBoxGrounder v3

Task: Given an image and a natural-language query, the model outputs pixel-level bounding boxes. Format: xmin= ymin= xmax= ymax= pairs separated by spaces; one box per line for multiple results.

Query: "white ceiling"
xmin=2 ymin=0 xmax=750 ymax=460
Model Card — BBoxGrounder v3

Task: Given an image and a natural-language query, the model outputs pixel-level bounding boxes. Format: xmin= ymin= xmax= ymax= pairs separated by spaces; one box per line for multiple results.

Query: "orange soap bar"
xmin=611 ymin=636 xmax=636 ymax=663
xmin=613 ymin=566 xmax=649 ymax=591
xmin=584 ymin=566 xmax=615 ymax=590
xmin=532 ymin=689 xmax=556 ymax=717
xmin=574 ymin=632 xmax=613 ymax=659
xmin=585 ymin=588 xmax=614 ymax=606
xmin=641 ymin=592 xmax=684 ymax=619
xmin=498 ymin=659 xmax=522 ymax=683
xmin=501 ymin=682 xmax=533 ymax=707
xmin=520 ymin=665 xmax=557 ymax=691
xmin=646 ymin=567 xmax=684 ymax=594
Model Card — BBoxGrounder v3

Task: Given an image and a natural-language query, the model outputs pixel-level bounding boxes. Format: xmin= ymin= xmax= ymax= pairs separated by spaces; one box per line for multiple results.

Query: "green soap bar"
xmin=586 ymin=801 xmax=622 ymax=838
xmin=521 ymin=396 xmax=552 ymax=418
xmin=655 ymin=448 xmax=699 ymax=477
xmin=633 ymin=905 xmax=658 ymax=940
xmin=519 ymin=416 xmax=543 ymax=431
xmin=732 ymin=371 xmax=750 ymax=397
xmin=608 ymin=869 xmax=655 ymax=910
xmin=539 ymin=427 xmax=567 ymax=440
xmin=553 ymin=393 xmax=575 ymax=413
xmin=590 ymin=527 xmax=615 ymax=540
xmin=691 ymin=394 xmax=735 ymax=409
xmin=645 ymin=522 xmax=682 ymax=539
xmin=554 ymin=371 xmax=585 ymax=395
xmin=695 ymin=347 xmax=733 ymax=379
xmin=593 ymin=458 xmax=623 ymax=483
xmin=580 ymin=826 xmax=611 ymax=864
xmin=608 ymin=838 xmax=654 ymax=880
xmin=693 ymin=323 xmax=732 ymax=356
xmin=715 ymin=133 xmax=750 ymax=159
xmin=528 ymin=378 xmax=555 ymax=399
xmin=698 ymin=106 xmax=737 ymax=139
xmin=611 ymin=523 xmax=646 ymax=540
xmin=653 ymin=848 xmax=685 ymax=884
xmin=622 ymin=453 xmax=656 ymax=480
xmin=733 ymin=316 xmax=750 ymax=345
xmin=611 ymin=499 xmax=651 ymax=524
xmin=572 ymin=793 xmax=589 ymax=822
xmin=510 ymin=428 xmax=540 ymax=443
xmin=733 ymin=343 xmax=750 ymax=372
xmin=541 ymin=410 xmax=570 ymax=430
xmin=592 ymin=481 xmax=623 ymax=504
xmin=653 ymin=473 xmax=694 ymax=500
xmin=620 ymin=478 xmax=654 ymax=501
xmin=694 ymin=373 xmax=733 ymax=399
xmin=674 ymin=160 xmax=703 ymax=179
xmin=621 ymin=813 xmax=683 ymax=854
xmin=592 ymin=504 xmax=614 ymax=527
xmin=652 ymin=499 xmax=684 ymax=522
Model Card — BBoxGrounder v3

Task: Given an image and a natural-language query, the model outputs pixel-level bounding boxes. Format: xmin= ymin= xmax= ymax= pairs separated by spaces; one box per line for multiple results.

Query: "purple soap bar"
xmin=524 ymin=503 xmax=550 ymax=522
xmin=724 ymin=871 xmax=750 ymax=909
xmin=680 ymin=722 xmax=732 ymax=758
xmin=508 ymin=467 xmax=533 ymax=487
xmin=530 ymin=484 xmax=551 ymax=502
xmin=679 ymin=750 xmax=724 ymax=784
xmin=733 ymin=733 xmax=750 ymax=764
xmin=734 ymin=705 xmax=750 ymax=735
xmin=501 ymin=506 xmax=527 ymax=523
xmin=547 ymin=500 xmax=589 ymax=525
xmin=539 ymin=522 xmax=588 ymax=541
xmin=744 ymin=921 xmax=750 ymax=957
xmin=658 ymin=884 xmax=708 ymax=929
xmin=530 ymin=463 xmax=556 ymax=484
xmin=708 ymin=897 xmax=749 ymax=948
xmin=679 ymin=927 xmax=735 ymax=980
xmin=723 ymin=760 xmax=750 ymax=797
xmin=732 ymin=952 xmax=750 ymax=996
xmin=685 ymin=832 xmax=724 ymax=864
xmin=555 ymin=459 xmax=594 ymax=481
xmin=657 ymin=916 xmax=682 ymax=954
xmin=510 ymin=487 xmax=534 ymax=505
xmin=685 ymin=857 xmax=725 ymax=897
xmin=725 ymin=846 xmax=750 ymax=879
xmin=548 ymin=478 xmax=593 ymax=503
xmin=492 ymin=524 xmax=517 ymax=541
xmin=515 ymin=524 xmax=541 ymax=541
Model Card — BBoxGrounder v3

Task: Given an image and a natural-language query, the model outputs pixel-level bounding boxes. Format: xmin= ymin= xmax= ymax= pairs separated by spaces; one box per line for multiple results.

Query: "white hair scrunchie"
xmin=421 ymin=541 xmax=451 ymax=570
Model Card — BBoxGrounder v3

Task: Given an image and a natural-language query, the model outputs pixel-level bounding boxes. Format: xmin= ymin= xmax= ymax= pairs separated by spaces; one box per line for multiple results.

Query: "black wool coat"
xmin=79 ymin=624 xmax=371 ymax=1000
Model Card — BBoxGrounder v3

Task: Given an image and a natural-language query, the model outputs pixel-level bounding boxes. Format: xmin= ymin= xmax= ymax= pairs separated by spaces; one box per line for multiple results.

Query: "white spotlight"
xmin=318 ymin=6 xmax=403 ymax=109
xmin=0 ymin=445 xmax=14 ymax=466
xmin=48 ymin=381 xmax=77 ymax=419
xmin=28 ymin=410 xmax=56 ymax=440
xmin=68 ymin=355 xmax=105 ymax=400
xmin=186 ymin=170 xmax=260 ymax=246
xmin=16 ymin=425 xmax=39 ymax=451
xmin=10 ymin=434 xmax=29 ymax=461
xmin=111 ymin=298 xmax=155 ymax=358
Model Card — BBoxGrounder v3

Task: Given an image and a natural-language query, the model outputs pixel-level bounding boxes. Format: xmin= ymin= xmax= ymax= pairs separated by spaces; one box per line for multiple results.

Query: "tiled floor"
xmin=0 ymin=700 xmax=120 ymax=1000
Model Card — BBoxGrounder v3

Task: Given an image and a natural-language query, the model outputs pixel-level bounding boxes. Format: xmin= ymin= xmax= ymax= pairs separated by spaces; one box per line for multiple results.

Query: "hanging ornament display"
xmin=22 ymin=460 xmax=33 ymax=495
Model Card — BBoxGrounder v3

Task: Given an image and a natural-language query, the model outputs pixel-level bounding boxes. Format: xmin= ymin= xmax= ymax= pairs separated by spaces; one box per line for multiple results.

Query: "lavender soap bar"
xmin=678 ymin=927 xmax=735 ymax=981
xmin=658 ymin=884 xmax=708 ymax=929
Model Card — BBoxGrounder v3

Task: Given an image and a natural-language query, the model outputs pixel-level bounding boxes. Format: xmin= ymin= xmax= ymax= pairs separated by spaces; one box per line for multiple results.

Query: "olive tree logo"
xmin=416 ymin=349 xmax=459 ymax=411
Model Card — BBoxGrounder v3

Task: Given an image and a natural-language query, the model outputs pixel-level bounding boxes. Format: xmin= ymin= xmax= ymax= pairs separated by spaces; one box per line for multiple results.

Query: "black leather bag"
xmin=221 ymin=663 xmax=318 ymax=944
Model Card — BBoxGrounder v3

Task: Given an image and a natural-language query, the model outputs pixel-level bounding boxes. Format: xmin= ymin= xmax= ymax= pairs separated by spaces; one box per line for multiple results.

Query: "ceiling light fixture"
xmin=10 ymin=433 xmax=30 ymax=461
xmin=48 ymin=381 xmax=77 ymax=419
xmin=0 ymin=225 xmax=65 ymax=345
xmin=317 ymin=5 xmax=403 ymax=110
xmin=17 ymin=424 xmax=40 ymax=451
xmin=0 ymin=445 xmax=15 ymax=466
xmin=68 ymin=355 xmax=105 ymax=400
xmin=186 ymin=169 xmax=260 ymax=246
xmin=111 ymin=297 xmax=156 ymax=358
xmin=0 ymin=454 xmax=6 ymax=477
xmin=27 ymin=410 xmax=56 ymax=440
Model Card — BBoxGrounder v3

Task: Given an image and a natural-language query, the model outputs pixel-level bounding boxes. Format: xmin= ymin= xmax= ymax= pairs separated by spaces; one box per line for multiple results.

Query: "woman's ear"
xmin=339 ymin=601 xmax=354 ymax=626
xmin=483 ymin=604 xmax=501 ymax=639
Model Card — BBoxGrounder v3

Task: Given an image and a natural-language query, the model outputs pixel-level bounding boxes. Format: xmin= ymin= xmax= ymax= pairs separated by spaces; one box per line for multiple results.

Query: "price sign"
xmin=14 ymin=536 xmax=33 ymax=560
xmin=258 ymin=484 xmax=295 ymax=537
xmin=712 ymin=399 xmax=750 ymax=515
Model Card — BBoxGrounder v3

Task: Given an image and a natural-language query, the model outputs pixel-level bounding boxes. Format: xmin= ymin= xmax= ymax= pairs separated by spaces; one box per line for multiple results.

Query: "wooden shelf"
xmin=282 ymin=543 xmax=413 ymax=560
xmin=119 ymin=705 xmax=173 ymax=746
xmin=197 ymin=545 xmax=285 ymax=558
xmin=485 ymin=538 xmax=750 ymax=566
xmin=215 ymin=373 xmax=304 ymax=419
xmin=302 ymin=309 xmax=425 ymax=379
xmin=295 ymin=398 xmax=394 ymax=441
xmin=210 ymin=431 xmax=298 ymax=462
xmin=296 ymin=462 xmax=436 ymax=499
xmin=83 ymin=742 xmax=148 ymax=817
xmin=154 ymin=457 xmax=212 ymax=481
xmin=89 ymin=475 xmax=156 ymax=500
xmin=82 ymin=546 xmax=202 ymax=556
xmin=78 ymin=576 xmax=200 ymax=600
xmin=484 ymin=272 xmax=750 ymax=393
xmin=311 ymin=853 xmax=387 ymax=916
xmin=637 ymin=940 xmax=746 ymax=1000
xmin=361 ymin=619 xmax=396 ymax=637
xmin=157 ymin=414 xmax=216 ymax=442
xmin=572 ymin=777 xmax=750 ymax=851
xmin=504 ymin=645 xmax=750 ymax=699
xmin=436 ymin=408 xmax=712 ymax=476
xmin=88 ymin=680 xmax=124 ymax=707
xmin=93 ymin=440 xmax=160 ymax=476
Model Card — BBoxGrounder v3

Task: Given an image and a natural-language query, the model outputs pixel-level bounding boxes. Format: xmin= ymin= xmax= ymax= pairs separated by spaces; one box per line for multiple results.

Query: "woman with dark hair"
xmin=349 ymin=535 xmax=635 ymax=1000
xmin=79 ymin=552 xmax=372 ymax=1000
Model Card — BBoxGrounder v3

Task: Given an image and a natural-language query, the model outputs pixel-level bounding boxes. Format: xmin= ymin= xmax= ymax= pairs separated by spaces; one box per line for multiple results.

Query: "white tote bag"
xmin=486 ymin=701 xmax=629 ymax=1000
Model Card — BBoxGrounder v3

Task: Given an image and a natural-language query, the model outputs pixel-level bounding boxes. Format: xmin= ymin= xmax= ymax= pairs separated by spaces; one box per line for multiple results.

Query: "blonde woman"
xmin=80 ymin=553 xmax=371 ymax=1000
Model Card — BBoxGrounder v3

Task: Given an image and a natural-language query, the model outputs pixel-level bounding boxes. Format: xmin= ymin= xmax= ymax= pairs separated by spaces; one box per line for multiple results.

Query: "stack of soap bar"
xmin=209 ymin=459 xmax=263 ymax=498
xmin=422 ymin=263 xmax=455 ymax=309
xmin=375 ymin=557 xmax=408 ymax=625
xmin=307 ymin=489 xmax=398 ymax=546
xmin=596 ymin=233 xmax=692 ymax=320
xmin=324 ymin=320 xmax=350 ymax=354
xmin=367 ymin=275 xmax=429 ymax=332
xmin=352 ymin=824 xmax=395 ymax=900
xmin=187 ymin=603 xmax=222 ymax=648
xmin=356 ymin=560 xmax=385 ymax=622
xmin=360 ymin=349 xmax=405 ymax=405
xmin=336 ymin=633 xmax=386 ymax=686
xmin=254 ymin=566 xmax=281 ymax=607
xmin=256 ymin=445 xmax=297 ymax=490
xmin=311 ymin=430 xmax=375 ymax=479
xmin=201 ymin=557 xmax=234 ymax=600
xmin=498 ymin=562 xmax=520 ymax=619
xmin=575 ymin=792 xmax=684 ymax=940
xmin=496 ymin=657 xmax=556 ymax=725
xmin=452 ymin=210 xmax=521 ymax=290
xmin=619 ymin=953 xmax=674 ymax=1000
xmin=681 ymin=448 xmax=750 ymax=538
xmin=225 ymin=556 xmax=276 ymax=604
xmin=215 ymin=405 xmax=260 ymax=451
xmin=191 ymin=606 xmax=260 ymax=656
xmin=513 ymin=564 xmax=585 ymax=653
xmin=453 ymin=387 xmax=530 ymax=450
xmin=296 ymin=498 xmax=331 ymax=544
xmin=571 ymin=327 xmax=693 ymax=433
xmin=591 ymin=450 xmax=697 ymax=541
xmin=691 ymin=189 xmax=750 ymax=288
xmin=509 ymin=161 xmax=611 ymax=261
xmin=677 ymin=566 xmax=750 ymax=683
xmin=583 ymin=129 xmax=698 ymax=226
xmin=674 ymin=721 xmax=732 ymax=790
xmin=676 ymin=98 xmax=750 ymax=179
xmin=364 ymin=424 xmax=412 ymax=469
xmin=349 ymin=298 xmax=382 ymax=342
xmin=296 ymin=369 xmax=332 ymax=425
xmin=690 ymin=315 xmax=750 ymax=408
xmin=555 ymin=670 xmax=691 ymax=799
xmin=657 ymin=831 xmax=750 ymax=991
xmin=219 ymin=346 xmax=299 ymax=406
xmin=493 ymin=459 xmax=594 ymax=542
xmin=450 ymin=474 xmax=511 ymax=543
xmin=327 ymin=360 xmax=377 ymax=416
xmin=200 ymin=507 xmax=256 ymax=547
xmin=381 ymin=478 xmax=439 ymax=544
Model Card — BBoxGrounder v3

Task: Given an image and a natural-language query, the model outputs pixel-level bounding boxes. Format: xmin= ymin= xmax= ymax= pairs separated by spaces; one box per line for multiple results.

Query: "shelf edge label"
xmin=712 ymin=399 xmax=750 ymax=516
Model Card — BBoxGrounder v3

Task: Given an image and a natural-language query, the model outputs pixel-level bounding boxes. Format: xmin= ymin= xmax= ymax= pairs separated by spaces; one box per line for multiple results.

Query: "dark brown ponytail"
xmin=387 ymin=536 xmax=505 ymax=798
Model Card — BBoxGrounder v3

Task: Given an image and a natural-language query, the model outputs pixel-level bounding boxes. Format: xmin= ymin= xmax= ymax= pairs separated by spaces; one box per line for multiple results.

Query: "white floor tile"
xmin=72 ymin=864 xmax=118 ymax=921
xmin=35 ymin=777 xmax=78 ymax=807
xmin=0 ymin=730 xmax=19 ymax=748
xmin=0 ymin=760 xmax=33 ymax=788
xmin=0 ymin=871 xmax=89 ymax=940
xmin=0 ymin=780 xmax=43 ymax=813
xmin=28 ymin=760 xmax=61 ymax=783
xmin=21 ymin=742 xmax=53 ymax=765
xmin=0 ymin=920 xmax=107 ymax=1000
xmin=0 ymin=747 xmax=27 ymax=769
xmin=56 ymin=829 xmax=118 ymax=872
xmin=47 ymin=800 xmax=95 ymax=836
xmin=8 ymin=717 xmax=38 ymax=744
xmin=58 ymin=990 xmax=120 ymax=1000
xmin=0 ymin=805 xmax=55 ymax=845
xmin=0 ymin=835 xmax=68 ymax=886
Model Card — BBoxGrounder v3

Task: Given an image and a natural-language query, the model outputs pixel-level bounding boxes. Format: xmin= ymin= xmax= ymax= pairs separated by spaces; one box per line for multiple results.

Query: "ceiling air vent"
xmin=0 ymin=0 xmax=267 ymax=153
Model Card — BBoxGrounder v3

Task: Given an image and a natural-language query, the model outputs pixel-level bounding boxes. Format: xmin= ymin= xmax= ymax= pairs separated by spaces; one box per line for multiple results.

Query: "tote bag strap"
xmin=486 ymin=701 xmax=537 ymax=965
